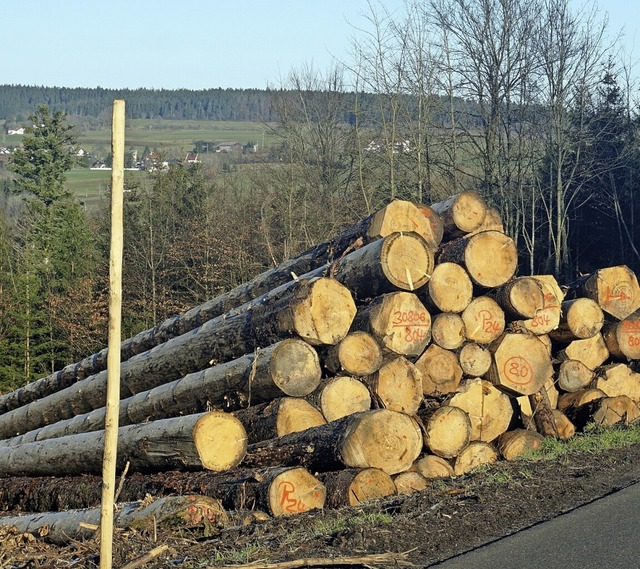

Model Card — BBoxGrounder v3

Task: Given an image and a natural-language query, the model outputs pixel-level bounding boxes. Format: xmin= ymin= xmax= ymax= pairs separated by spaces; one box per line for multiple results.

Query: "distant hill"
xmin=0 ymin=85 xmax=278 ymax=123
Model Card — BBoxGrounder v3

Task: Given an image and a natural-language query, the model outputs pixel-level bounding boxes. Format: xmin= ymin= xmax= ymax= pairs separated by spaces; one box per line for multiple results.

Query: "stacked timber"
xmin=2 ymin=192 xmax=640 ymax=543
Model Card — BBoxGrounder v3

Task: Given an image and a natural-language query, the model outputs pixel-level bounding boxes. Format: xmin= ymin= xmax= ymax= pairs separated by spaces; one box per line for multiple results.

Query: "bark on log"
xmin=602 ymin=310 xmax=640 ymax=360
xmin=0 ymin=200 xmax=431 ymax=415
xmin=461 ymin=296 xmax=505 ymax=344
xmin=557 ymin=388 xmax=606 ymax=411
xmin=457 ymin=343 xmax=492 ymax=378
xmin=418 ymin=405 xmax=472 ymax=458
xmin=320 ymin=468 xmax=396 ymax=508
xmin=592 ymin=364 xmax=640 ymax=401
xmin=414 ymin=203 xmax=445 ymax=248
xmin=497 ymin=429 xmax=545 ymax=460
xmin=564 ymin=265 xmax=640 ymax=320
xmin=0 ymin=339 xmax=321 ymax=448
xmin=235 ymin=398 xmax=326 ymax=445
xmin=556 ymin=360 xmax=595 ymax=393
xmin=415 ymin=344 xmax=463 ymax=396
xmin=526 ymin=386 xmax=559 ymax=438
xmin=448 ymin=378 xmax=513 ymax=443
xmin=308 ymin=376 xmax=372 ymax=422
xmin=517 ymin=378 xmax=558 ymax=418
xmin=437 ymin=230 xmax=518 ymax=289
xmin=548 ymin=298 xmax=604 ymax=342
xmin=0 ymin=495 xmax=227 ymax=545
xmin=320 ymin=332 xmax=383 ymax=377
xmin=0 ymin=277 xmax=354 ymax=440
xmin=0 ymin=411 xmax=247 ymax=478
xmin=486 ymin=333 xmax=554 ymax=396
xmin=430 ymin=191 xmax=488 ymax=238
xmin=364 ymin=357 xmax=424 ymax=415
xmin=431 ymin=313 xmax=466 ymax=350
xmin=242 ymin=409 xmax=423 ymax=475
xmin=552 ymin=409 xmax=576 ymax=439
xmin=393 ymin=471 xmax=429 ymax=495
xmin=453 ymin=442 xmax=498 ymax=475
xmin=490 ymin=277 xmax=546 ymax=320
xmin=351 ymin=292 xmax=431 ymax=357
xmin=555 ymin=334 xmax=610 ymax=371
xmin=410 ymin=455 xmax=455 ymax=479
xmin=418 ymin=262 xmax=473 ymax=314
xmin=564 ymin=395 xmax=640 ymax=429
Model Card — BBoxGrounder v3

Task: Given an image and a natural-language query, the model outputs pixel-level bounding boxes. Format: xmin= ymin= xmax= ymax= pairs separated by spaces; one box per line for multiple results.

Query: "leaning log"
xmin=0 ymin=200 xmax=433 ymax=415
xmin=0 ymin=411 xmax=247 ymax=478
xmin=0 ymin=495 xmax=228 ymax=545
xmin=242 ymin=409 xmax=423 ymax=475
xmin=0 ymin=277 xmax=355 ymax=440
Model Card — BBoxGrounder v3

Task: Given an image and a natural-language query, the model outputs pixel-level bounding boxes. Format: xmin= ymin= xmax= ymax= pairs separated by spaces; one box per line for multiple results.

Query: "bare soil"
xmin=2 ymin=439 xmax=640 ymax=569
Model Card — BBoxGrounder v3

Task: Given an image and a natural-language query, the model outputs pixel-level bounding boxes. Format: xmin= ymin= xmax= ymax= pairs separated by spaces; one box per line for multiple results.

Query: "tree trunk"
xmin=486 ymin=333 xmax=554 ymax=396
xmin=548 ymin=298 xmax=605 ymax=342
xmin=0 ymin=277 xmax=355 ymax=439
xmin=418 ymin=262 xmax=473 ymax=314
xmin=453 ymin=442 xmax=498 ymax=475
xmin=431 ymin=312 xmax=466 ymax=350
xmin=457 ymin=343 xmax=492 ymax=378
xmin=415 ymin=344 xmax=463 ymax=396
xmin=364 ymin=356 xmax=424 ymax=415
xmin=242 ymin=409 xmax=423 ymax=475
xmin=418 ymin=405 xmax=472 ymax=458
xmin=307 ymin=376 xmax=372 ymax=423
xmin=351 ymin=292 xmax=431 ymax=357
xmin=448 ymin=378 xmax=513 ymax=443
xmin=461 ymin=296 xmax=505 ymax=344
xmin=437 ymin=230 xmax=518 ymax=289
xmin=320 ymin=331 xmax=383 ymax=377
xmin=601 ymin=310 xmax=640 ymax=360
xmin=0 ymin=200 xmax=434 ymax=415
xmin=0 ymin=412 xmax=247 ymax=478
xmin=319 ymin=468 xmax=396 ymax=508
xmin=0 ymin=495 xmax=227 ymax=545
xmin=430 ymin=191 xmax=488 ymax=238
xmin=564 ymin=265 xmax=640 ymax=320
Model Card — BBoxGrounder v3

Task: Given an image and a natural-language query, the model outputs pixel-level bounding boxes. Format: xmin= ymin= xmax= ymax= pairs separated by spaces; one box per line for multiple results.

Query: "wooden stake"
xmin=100 ymin=99 xmax=125 ymax=569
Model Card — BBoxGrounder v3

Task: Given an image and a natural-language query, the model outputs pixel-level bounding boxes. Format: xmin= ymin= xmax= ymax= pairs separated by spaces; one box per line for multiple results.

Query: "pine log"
xmin=453 ymin=442 xmax=498 ymax=475
xmin=0 ymin=495 xmax=227 ymax=545
xmin=430 ymin=191 xmax=488 ymax=238
xmin=557 ymin=388 xmax=606 ymax=411
xmin=256 ymin=466 xmax=327 ymax=516
xmin=415 ymin=344 xmax=463 ymax=396
xmin=548 ymin=298 xmax=604 ymax=342
xmin=555 ymin=334 xmax=610 ymax=371
xmin=0 ymin=277 xmax=354 ymax=440
xmin=602 ymin=309 xmax=640 ymax=360
xmin=552 ymin=409 xmax=576 ymax=439
xmin=321 ymin=331 xmax=383 ymax=377
xmin=235 ymin=398 xmax=326 ymax=445
xmin=473 ymin=205 xmax=504 ymax=233
xmin=564 ymin=265 xmax=640 ymax=320
xmin=457 ymin=343 xmax=492 ymax=378
xmin=308 ymin=376 xmax=372 ymax=422
xmin=556 ymin=360 xmax=595 ymax=393
xmin=418 ymin=262 xmax=473 ymax=314
xmin=486 ymin=333 xmax=554 ymax=396
xmin=0 ymin=412 xmax=247 ymax=478
xmin=242 ymin=409 xmax=423 ymax=475
xmin=393 ymin=471 xmax=429 ymax=495
xmin=592 ymin=364 xmax=640 ymax=401
xmin=497 ymin=429 xmax=545 ymax=460
xmin=351 ymin=292 xmax=431 ymax=357
xmin=0 ymin=200 xmax=432 ymax=415
xmin=490 ymin=277 xmax=546 ymax=320
xmin=525 ymin=385 xmax=559 ymax=437
xmin=414 ymin=203 xmax=445 ymax=248
xmin=418 ymin=405 xmax=472 ymax=458
xmin=461 ymin=296 xmax=505 ymax=344
xmin=564 ymin=395 xmax=640 ymax=429
xmin=512 ymin=275 xmax=564 ymax=336
xmin=364 ymin=357 xmax=424 ymax=415
xmin=448 ymin=378 xmax=513 ymax=442
xmin=320 ymin=468 xmax=396 ymax=508
xmin=431 ymin=312 xmax=466 ymax=350
xmin=437 ymin=230 xmax=518 ymax=289
xmin=410 ymin=454 xmax=455 ymax=479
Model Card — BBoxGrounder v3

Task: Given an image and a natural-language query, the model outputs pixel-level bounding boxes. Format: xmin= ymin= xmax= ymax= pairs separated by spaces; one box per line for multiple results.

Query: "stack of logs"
xmin=2 ymin=192 xmax=640 ymax=543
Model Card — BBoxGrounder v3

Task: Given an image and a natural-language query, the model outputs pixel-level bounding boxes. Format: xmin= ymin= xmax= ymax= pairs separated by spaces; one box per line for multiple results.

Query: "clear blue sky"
xmin=3 ymin=0 xmax=638 ymax=91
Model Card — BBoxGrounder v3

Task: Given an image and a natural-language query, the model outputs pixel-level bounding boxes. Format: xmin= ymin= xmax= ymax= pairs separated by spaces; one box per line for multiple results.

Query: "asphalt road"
xmin=427 ymin=482 xmax=640 ymax=568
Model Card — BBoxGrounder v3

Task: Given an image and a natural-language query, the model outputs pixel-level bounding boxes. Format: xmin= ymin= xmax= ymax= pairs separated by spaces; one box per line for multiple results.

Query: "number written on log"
xmin=278 ymin=481 xmax=308 ymax=514
xmin=531 ymin=314 xmax=551 ymax=328
xmin=392 ymin=311 xmax=430 ymax=344
xmin=503 ymin=356 xmax=534 ymax=386
xmin=477 ymin=309 xmax=501 ymax=334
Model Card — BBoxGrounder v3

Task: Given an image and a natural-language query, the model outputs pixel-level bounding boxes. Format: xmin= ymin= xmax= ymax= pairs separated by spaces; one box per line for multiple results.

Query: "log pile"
xmin=1 ymin=192 xmax=640 ymax=542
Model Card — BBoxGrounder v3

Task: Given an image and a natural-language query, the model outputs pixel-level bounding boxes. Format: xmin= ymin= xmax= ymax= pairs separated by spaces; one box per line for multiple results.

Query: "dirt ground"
xmin=2 ymin=439 xmax=640 ymax=569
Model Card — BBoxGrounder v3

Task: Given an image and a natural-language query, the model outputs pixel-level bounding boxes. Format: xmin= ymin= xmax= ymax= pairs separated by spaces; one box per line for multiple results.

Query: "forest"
xmin=0 ymin=0 xmax=639 ymax=392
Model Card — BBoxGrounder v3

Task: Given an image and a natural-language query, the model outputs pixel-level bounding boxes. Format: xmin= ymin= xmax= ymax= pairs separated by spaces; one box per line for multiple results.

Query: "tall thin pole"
xmin=100 ymin=99 xmax=125 ymax=569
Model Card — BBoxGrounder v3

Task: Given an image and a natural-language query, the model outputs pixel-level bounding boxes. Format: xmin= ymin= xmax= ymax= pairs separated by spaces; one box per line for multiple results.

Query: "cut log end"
xmin=193 ymin=412 xmax=248 ymax=472
xmin=381 ymin=232 xmax=434 ymax=291
xmin=422 ymin=405 xmax=472 ymax=459
xmin=317 ymin=376 xmax=372 ymax=422
xmin=266 ymin=467 xmax=326 ymax=517
xmin=270 ymin=339 xmax=322 ymax=397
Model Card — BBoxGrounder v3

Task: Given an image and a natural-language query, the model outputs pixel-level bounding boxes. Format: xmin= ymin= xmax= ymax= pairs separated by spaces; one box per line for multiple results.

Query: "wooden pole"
xmin=100 ymin=99 xmax=125 ymax=569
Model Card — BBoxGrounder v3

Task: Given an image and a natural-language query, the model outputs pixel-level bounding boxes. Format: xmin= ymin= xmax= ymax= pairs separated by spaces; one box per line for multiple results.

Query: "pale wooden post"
xmin=100 ymin=99 xmax=125 ymax=569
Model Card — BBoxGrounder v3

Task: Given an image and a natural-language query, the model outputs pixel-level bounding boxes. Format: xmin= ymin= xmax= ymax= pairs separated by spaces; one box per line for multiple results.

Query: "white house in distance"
xmin=6 ymin=127 xmax=25 ymax=135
